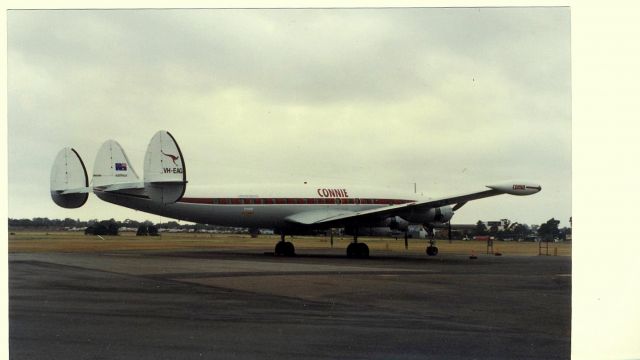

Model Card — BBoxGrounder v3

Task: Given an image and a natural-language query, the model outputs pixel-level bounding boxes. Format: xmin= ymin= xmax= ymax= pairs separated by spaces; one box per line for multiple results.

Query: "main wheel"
xmin=347 ymin=243 xmax=369 ymax=258
xmin=357 ymin=243 xmax=369 ymax=258
xmin=347 ymin=243 xmax=357 ymax=258
xmin=283 ymin=241 xmax=295 ymax=256
xmin=275 ymin=241 xmax=295 ymax=256
xmin=426 ymin=246 xmax=439 ymax=256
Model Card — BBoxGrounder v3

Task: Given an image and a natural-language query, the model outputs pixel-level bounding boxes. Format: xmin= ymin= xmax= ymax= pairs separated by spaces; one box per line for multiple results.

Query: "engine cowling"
xmin=433 ymin=206 xmax=454 ymax=224
xmin=403 ymin=206 xmax=454 ymax=225
xmin=383 ymin=216 xmax=409 ymax=231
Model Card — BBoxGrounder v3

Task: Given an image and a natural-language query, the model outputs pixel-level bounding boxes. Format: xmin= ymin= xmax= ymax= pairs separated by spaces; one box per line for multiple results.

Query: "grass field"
xmin=8 ymin=231 xmax=572 ymax=257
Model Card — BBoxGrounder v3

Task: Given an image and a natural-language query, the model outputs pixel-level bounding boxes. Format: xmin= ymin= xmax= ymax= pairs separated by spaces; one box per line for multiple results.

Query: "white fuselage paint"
xmin=94 ymin=183 xmax=429 ymax=229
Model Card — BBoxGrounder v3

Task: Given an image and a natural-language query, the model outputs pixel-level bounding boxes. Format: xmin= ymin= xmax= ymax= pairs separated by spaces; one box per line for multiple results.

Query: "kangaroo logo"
xmin=161 ymin=150 xmax=180 ymax=166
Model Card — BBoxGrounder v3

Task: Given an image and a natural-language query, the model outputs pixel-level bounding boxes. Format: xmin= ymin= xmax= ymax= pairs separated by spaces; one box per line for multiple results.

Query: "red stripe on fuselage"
xmin=178 ymin=197 xmax=415 ymax=205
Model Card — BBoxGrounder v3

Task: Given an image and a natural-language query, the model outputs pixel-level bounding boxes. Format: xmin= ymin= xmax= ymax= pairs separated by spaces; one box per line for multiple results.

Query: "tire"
xmin=346 ymin=243 xmax=357 ymax=258
xmin=357 ymin=243 xmax=370 ymax=258
xmin=283 ymin=241 xmax=295 ymax=256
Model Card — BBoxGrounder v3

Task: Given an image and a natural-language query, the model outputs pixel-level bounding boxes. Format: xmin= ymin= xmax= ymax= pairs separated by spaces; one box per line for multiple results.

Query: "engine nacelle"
xmin=433 ymin=206 xmax=454 ymax=224
xmin=383 ymin=216 xmax=410 ymax=231
xmin=403 ymin=206 xmax=454 ymax=225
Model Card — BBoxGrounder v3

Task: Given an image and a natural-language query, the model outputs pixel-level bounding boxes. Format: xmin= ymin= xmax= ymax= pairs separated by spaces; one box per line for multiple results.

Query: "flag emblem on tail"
xmin=115 ymin=163 xmax=127 ymax=171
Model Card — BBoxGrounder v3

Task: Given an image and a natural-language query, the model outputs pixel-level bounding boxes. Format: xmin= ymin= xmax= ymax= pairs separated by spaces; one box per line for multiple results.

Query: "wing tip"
xmin=487 ymin=181 xmax=542 ymax=196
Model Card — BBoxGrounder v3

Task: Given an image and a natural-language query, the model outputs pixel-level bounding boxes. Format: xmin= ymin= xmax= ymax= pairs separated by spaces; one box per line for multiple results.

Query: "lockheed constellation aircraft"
xmin=50 ymin=130 xmax=541 ymax=258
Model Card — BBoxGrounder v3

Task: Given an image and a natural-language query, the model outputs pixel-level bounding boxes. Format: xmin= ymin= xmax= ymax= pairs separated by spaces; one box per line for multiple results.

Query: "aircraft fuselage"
xmin=94 ymin=183 xmax=428 ymax=231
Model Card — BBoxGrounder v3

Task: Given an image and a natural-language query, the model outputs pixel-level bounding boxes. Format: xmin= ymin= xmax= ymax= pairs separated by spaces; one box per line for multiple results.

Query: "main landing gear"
xmin=425 ymin=226 xmax=439 ymax=256
xmin=346 ymin=231 xmax=369 ymax=258
xmin=274 ymin=233 xmax=295 ymax=256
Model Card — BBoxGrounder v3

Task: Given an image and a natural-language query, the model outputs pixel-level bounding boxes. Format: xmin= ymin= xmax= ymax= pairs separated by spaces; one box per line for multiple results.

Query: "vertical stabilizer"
xmin=50 ymin=148 xmax=89 ymax=208
xmin=92 ymin=140 xmax=140 ymax=188
xmin=143 ymin=131 xmax=187 ymax=204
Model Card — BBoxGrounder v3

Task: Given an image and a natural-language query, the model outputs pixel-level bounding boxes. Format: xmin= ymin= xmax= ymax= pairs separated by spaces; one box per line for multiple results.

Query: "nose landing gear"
xmin=425 ymin=226 xmax=439 ymax=256
xmin=426 ymin=244 xmax=439 ymax=256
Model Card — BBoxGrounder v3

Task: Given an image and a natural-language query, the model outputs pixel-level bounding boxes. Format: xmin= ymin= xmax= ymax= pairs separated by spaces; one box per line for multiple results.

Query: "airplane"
xmin=50 ymin=130 xmax=542 ymax=258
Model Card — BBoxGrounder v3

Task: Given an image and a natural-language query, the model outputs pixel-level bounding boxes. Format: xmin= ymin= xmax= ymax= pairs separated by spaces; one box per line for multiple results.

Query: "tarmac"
xmin=9 ymin=248 xmax=571 ymax=359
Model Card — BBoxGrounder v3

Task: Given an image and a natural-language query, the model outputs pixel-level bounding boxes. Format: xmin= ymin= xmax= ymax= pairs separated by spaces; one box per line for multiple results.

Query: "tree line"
xmin=8 ymin=217 xmax=570 ymax=240
xmin=471 ymin=218 xmax=570 ymax=241
xmin=8 ymin=217 xmax=232 ymax=231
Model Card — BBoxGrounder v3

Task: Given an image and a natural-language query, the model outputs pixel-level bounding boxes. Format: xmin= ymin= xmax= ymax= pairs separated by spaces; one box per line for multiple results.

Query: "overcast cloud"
xmin=7 ymin=8 xmax=571 ymax=226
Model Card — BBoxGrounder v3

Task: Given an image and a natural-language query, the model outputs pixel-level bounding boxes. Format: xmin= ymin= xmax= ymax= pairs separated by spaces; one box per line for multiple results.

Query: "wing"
xmin=285 ymin=181 xmax=541 ymax=227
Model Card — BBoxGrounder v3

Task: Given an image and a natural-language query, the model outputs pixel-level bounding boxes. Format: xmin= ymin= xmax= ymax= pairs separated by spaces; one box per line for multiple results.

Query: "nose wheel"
xmin=425 ymin=226 xmax=439 ymax=256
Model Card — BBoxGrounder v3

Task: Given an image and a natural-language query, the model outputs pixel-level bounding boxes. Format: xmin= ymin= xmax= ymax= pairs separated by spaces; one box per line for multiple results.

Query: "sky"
xmin=7 ymin=7 xmax=571 ymax=227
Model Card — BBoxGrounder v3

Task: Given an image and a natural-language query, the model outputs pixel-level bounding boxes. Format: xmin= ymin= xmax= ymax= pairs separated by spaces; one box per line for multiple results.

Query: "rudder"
xmin=50 ymin=148 xmax=89 ymax=208
xmin=143 ymin=130 xmax=187 ymax=204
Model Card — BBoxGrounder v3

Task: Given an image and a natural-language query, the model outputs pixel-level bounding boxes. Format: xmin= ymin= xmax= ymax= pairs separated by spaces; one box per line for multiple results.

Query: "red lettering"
xmin=317 ymin=188 xmax=350 ymax=198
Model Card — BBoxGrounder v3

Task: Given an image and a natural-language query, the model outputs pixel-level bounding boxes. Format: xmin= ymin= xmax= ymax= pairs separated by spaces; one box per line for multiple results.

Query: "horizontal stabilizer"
xmin=100 ymin=182 xmax=145 ymax=192
xmin=144 ymin=131 xmax=187 ymax=204
xmin=50 ymin=148 xmax=89 ymax=208
xmin=60 ymin=182 xmax=145 ymax=194
xmin=60 ymin=186 xmax=92 ymax=194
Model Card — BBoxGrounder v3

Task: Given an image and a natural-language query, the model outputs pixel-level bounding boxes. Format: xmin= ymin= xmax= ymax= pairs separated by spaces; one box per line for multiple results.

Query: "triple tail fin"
xmin=143 ymin=131 xmax=187 ymax=204
xmin=92 ymin=140 xmax=142 ymax=190
xmin=50 ymin=130 xmax=187 ymax=209
xmin=50 ymin=148 xmax=89 ymax=208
